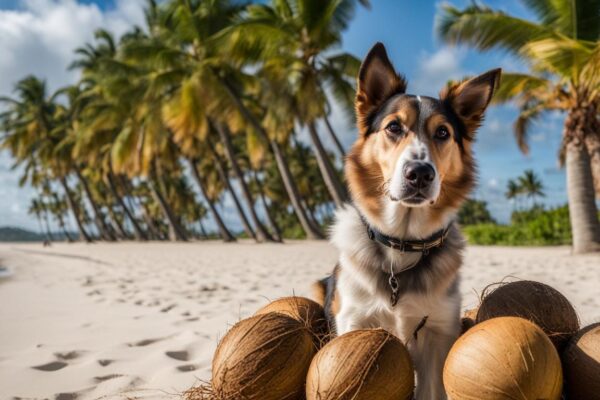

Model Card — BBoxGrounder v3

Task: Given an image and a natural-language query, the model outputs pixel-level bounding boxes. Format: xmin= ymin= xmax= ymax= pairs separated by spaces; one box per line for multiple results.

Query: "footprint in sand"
xmin=54 ymin=351 xmax=84 ymax=360
xmin=165 ymin=350 xmax=189 ymax=361
xmin=177 ymin=364 xmax=197 ymax=372
xmin=128 ymin=337 xmax=164 ymax=347
xmin=32 ymin=361 xmax=68 ymax=371
xmin=55 ymin=393 xmax=78 ymax=400
xmin=97 ymin=359 xmax=114 ymax=367
xmin=161 ymin=304 xmax=177 ymax=313
xmin=94 ymin=374 xmax=124 ymax=382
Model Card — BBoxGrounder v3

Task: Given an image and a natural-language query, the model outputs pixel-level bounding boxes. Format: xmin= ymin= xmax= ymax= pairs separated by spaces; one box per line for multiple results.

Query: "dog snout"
xmin=404 ymin=162 xmax=435 ymax=188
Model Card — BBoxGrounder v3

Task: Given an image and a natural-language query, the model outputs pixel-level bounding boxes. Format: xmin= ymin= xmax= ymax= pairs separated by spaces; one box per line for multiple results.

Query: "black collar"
xmin=359 ymin=212 xmax=451 ymax=253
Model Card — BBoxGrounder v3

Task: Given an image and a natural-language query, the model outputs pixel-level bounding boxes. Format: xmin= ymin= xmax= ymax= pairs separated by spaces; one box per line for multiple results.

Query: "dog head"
xmin=347 ymin=42 xmax=500 ymax=233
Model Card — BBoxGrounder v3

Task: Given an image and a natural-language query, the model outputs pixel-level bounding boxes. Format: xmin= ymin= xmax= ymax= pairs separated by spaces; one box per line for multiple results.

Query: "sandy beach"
xmin=0 ymin=242 xmax=599 ymax=399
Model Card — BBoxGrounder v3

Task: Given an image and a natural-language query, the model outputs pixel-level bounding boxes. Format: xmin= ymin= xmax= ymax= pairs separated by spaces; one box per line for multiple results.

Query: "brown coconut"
xmin=255 ymin=296 xmax=329 ymax=344
xmin=562 ymin=322 xmax=600 ymax=400
xmin=212 ymin=312 xmax=316 ymax=400
xmin=476 ymin=280 xmax=579 ymax=349
xmin=306 ymin=328 xmax=414 ymax=400
xmin=444 ymin=316 xmax=563 ymax=400
xmin=460 ymin=307 xmax=478 ymax=335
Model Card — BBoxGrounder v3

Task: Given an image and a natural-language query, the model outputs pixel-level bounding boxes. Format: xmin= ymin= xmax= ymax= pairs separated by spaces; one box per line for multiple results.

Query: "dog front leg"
xmin=335 ymin=305 xmax=369 ymax=335
xmin=411 ymin=327 xmax=456 ymax=400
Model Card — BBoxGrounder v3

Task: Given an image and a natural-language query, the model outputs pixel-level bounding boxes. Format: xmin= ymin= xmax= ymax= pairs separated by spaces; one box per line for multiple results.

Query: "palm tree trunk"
xmin=271 ymin=139 xmax=325 ymax=239
xmin=213 ymin=122 xmax=273 ymax=242
xmin=217 ymin=77 xmax=324 ymax=239
xmin=139 ymin=203 xmax=163 ymax=240
xmin=252 ymin=170 xmax=283 ymax=242
xmin=59 ymin=177 xmax=92 ymax=243
xmin=74 ymin=168 xmax=115 ymax=241
xmin=307 ymin=121 xmax=347 ymax=207
xmin=206 ymin=137 xmax=257 ymax=241
xmin=105 ymin=163 xmax=147 ymax=241
xmin=565 ymin=140 xmax=600 ymax=253
xmin=585 ymin=133 xmax=600 ymax=199
xmin=149 ymin=163 xmax=188 ymax=242
xmin=57 ymin=215 xmax=73 ymax=242
xmin=187 ymin=157 xmax=236 ymax=242
xmin=40 ymin=207 xmax=54 ymax=242
xmin=323 ymin=115 xmax=346 ymax=158
xmin=106 ymin=204 xmax=129 ymax=240
xmin=198 ymin=220 xmax=209 ymax=239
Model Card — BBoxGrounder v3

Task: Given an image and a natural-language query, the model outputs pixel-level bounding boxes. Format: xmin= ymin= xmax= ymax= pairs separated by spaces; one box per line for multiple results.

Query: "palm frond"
xmin=521 ymin=37 xmax=596 ymax=81
xmin=493 ymin=72 xmax=551 ymax=103
xmin=437 ymin=4 xmax=556 ymax=55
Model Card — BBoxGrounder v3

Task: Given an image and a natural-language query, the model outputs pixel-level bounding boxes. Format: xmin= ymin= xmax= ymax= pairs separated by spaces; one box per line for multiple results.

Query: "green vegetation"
xmin=457 ymin=199 xmax=496 ymax=226
xmin=463 ymin=206 xmax=572 ymax=246
xmin=461 ymin=171 xmax=570 ymax=246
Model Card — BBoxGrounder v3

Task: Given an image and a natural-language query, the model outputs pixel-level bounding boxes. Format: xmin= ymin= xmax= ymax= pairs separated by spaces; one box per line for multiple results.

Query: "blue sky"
xmin=0 ymin=0 xmax=567 ymax=231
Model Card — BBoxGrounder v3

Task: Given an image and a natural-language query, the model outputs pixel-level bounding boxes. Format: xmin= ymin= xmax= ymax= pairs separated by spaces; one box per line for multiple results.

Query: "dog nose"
xmin=404 ymin=162 xmax=435 ymax=188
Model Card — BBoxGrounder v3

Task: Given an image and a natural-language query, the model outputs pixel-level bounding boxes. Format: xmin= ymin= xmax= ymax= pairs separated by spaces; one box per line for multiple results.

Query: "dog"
xmin=313 ymin=43 xmax=500 ymax=399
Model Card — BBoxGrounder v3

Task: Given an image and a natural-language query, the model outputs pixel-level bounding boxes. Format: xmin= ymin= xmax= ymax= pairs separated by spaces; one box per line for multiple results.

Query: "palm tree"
xmin=48 ymin=192 xmax=74 ymax=242
xmin=0 ymin=76 xmax=92 ymax=242
xmin=438 ymin=0 xmax=600 ymax=253
xmin=505 ymin=179 xmax=522 ymax=210
xmin=518 ymin=169 xmax=545 ymax=206
xmin=28 ymin=197 xmax=53 ymax=242
xmin=54 ymin=85 xmax=116 ymax=241
xmin=227 ymin=0 xmax=369 ymax=207
xmin=70 ymin=30 xmax=149 ymax=241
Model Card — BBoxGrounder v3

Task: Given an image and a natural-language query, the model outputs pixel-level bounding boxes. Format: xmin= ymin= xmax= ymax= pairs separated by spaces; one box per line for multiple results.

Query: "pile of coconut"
xmin=185 ymin=281 xmax=600 ymax=400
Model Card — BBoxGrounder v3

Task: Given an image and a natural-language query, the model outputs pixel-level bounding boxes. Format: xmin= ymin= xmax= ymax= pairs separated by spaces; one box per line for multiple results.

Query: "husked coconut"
xmin=211 ymin=312 xmax=316 ymax=400
xmin=306 ymin=328 xmax=414 ymax=400
xmin=444 ymin=316 xmax=563 ymax=400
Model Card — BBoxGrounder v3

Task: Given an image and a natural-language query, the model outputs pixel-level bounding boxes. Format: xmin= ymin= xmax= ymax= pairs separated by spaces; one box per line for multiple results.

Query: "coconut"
xmin=460 ymin=307 xmax=478 ymax=335
xmin=306 ymin=328 xmax=414 ymax=400
xmin=562 ymin=322 xmax=600 ymax=400
xmin=444 ymin=316 xmax=563 ymax=400
xmin=476 ymin=280 xmax=579 ymax=349
xmin=211 ymin=312 xmax=316 ymax=400
xmin=255 ymin=296 xmax=329 ymax=344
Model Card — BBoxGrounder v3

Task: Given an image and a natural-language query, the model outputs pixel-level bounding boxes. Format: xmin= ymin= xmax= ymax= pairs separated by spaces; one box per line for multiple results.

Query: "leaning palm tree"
xmin=438 ymin=0 xmax=600 ymax=253
xmin=227 ymin=0 xmax=369 ymax=207
xmin=0 ymin=76 xmax=92 ymax=242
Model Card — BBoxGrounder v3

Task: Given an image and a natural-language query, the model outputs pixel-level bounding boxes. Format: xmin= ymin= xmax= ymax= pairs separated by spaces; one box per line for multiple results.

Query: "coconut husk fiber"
xmin=255 ymin=296 xmax=329 ymax=346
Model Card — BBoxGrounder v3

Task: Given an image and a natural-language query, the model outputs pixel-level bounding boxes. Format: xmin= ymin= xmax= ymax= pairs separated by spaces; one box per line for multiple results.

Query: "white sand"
xmin=0 ymin=241 xmax=599 ymax=399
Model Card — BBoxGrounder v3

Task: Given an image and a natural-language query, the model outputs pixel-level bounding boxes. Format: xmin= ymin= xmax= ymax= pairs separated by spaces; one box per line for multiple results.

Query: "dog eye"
xmin=385 ymin=121 xmax=403 ymax=135
xmin=435 ymin=126 xmax=450 ymax=141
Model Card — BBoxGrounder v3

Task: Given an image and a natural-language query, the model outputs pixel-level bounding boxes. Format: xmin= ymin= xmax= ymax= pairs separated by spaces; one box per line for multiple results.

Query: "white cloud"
xmin=0 ymin=0 xmax=146 ymax=96
xmin=488 ymin=178 xmax=499 ymax=188
xmin=410 ymin=46 xmax=465 ymax=96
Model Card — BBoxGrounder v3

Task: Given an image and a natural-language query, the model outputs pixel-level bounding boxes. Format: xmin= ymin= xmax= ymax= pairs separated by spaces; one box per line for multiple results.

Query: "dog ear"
xmin=441 ymin=68 xmax=501 ymax=133
xmin=356 ymin=42 xmax=407 ymax=135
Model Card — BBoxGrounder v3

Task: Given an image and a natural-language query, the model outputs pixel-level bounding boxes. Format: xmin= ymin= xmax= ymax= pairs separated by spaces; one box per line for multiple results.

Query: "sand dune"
xmin=0 ymin=242 xmax=598 ymax=399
